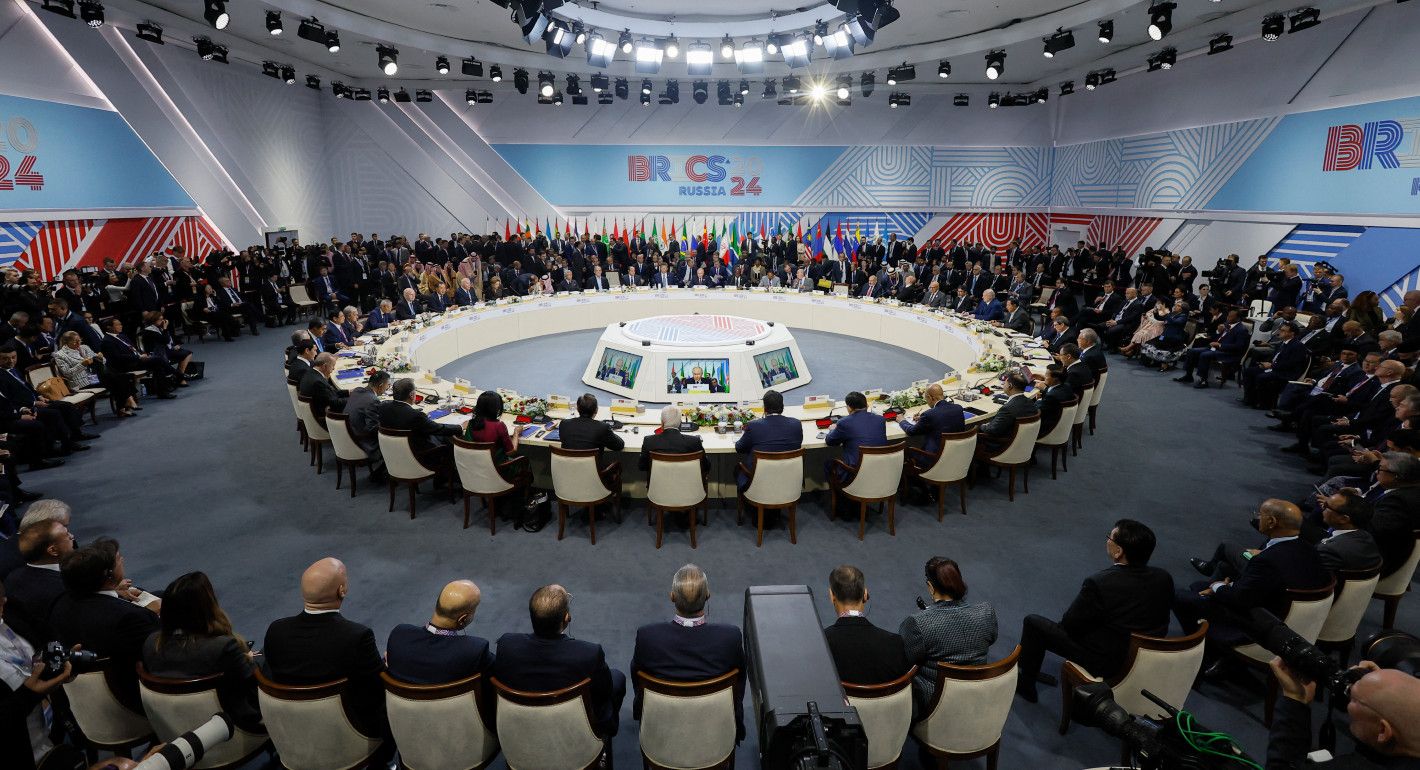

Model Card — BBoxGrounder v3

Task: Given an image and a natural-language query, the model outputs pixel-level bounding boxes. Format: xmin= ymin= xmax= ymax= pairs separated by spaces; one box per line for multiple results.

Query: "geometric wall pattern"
xmin=0 ymin=215 xmax=224 ymax=281
xmin=796 ymin=146 xmax=1053 ymax=208
xmin=1051 ymin=213 xmax=1164 ymax=257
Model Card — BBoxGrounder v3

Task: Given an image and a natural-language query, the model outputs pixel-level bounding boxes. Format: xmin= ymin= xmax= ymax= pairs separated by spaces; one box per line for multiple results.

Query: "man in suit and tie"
xmin=630 ymin=565 xmax=745 ymax=741
xmin=1057 ymin=344 xmax=1095 ymax=392
xmin=921 ymin=281 xmax=948 ymax=309
xmin=1032 ymin=364 xmax=1077 ymax=435
xmin=734 ymin=389 xmax=803 ymax=489
xmin=385 ymin=579 xmax=493 ymax=685
xmin=49 ymin=299 xmax=101 ymax=350
xmin=557 ymin=393 xmax=625 ymax=489
xmin=650 ymin=264 xmax=673 ymax=289
xmin=492 ymin=584 xmax=627 ymax=736
xmin=993 ymin=297 xmax=1031 ymax=333
xmin=1294 ymin=360 xmax=1405 ymax=459
xmin=1369 ymin=452 xmax=1420 ymax=579
xmin=214 ymin=276 xmax=260 ymax=338
xmin=640 ymin=406 xmax=709 ymax=473
xmin=1176 ymin=309 xmax=1249 ymax=388
xmin=950 ymin=287 xmax=977 ymax=314
xmin=1313 ymin=490 xmax=1382 ymax=572
xmin=285 ymin=339 xmax=316 ymax=387
xmin=1076 ymin=280 xmax=1123 ymax=329
xmin=321 ymin=311 xmax=353 ymax=351
xmin=976 ymin=373 xmax=1040 ymax=455
xmin=967 ymin=265 xmax=994 ymax=298
xmin=1242 ymin=321 xmax=1309 ymax=409
xmin=1098 ymin=287 xmax=1146 ymax=349
xmin=264 ymin=557 xmax=389 ymax=743
xmin=375 ymin=378 xmax=464 ymax=466
xmin=344 ymin=370 xmax=387 ymax=480
xmin=822 ymin=565 xmax=912 ymax=686
xmin=973 ymin=289 xmax=1005 ymax=322
xmin=825 ymin=391 xmax=888 ymax=483
xmin=299 ymin=353 xmax=348 ymax=426
xmin=1015 ymin=519 xmax=1174 ymax=702
xmin=0 ymin=345 xmax=97 ymax=455
xmin=395 ymin=288 xmax=423 ymax=321
xmin=2 ymin=517 xmax=74 ymax=646
xmin=584 ymin=266 xmax=611 ymax=292
xmin=899 ymin=384 xmax=965 ymax=460
xmin=126 ymin=261 xmax=162 ymax=314
xmin=365 ymin=300 xmax=395 ymax=330
xmin=858 ymin=274 xmax=887 ymax=299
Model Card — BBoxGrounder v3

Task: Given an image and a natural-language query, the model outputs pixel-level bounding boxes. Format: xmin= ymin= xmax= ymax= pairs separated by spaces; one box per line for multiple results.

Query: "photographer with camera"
xmin=0 ymin=579 xmax=79 ymax=770
xmin=1267 ymin=657 xmax=1420 ymax=768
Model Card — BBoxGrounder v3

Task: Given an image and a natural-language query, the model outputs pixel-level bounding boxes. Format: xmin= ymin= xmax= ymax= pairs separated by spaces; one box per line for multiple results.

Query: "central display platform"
xmin=582 ymin=314 xmax=812 ymax=403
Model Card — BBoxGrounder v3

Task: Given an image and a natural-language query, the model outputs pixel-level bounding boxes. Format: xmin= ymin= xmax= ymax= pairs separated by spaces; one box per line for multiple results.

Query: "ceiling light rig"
xmin=988 ymin=92 xmax=1000 ymax=109
xmin=1289 ymin=7 xmax=1321 ymax=33
xmin=135 ymin=21 xmax=163 ymax=44
xmin=1147 ymin=2 xmax=1175 ymax=40
xmin=860 ymin=72 xmax=874 ymax=97
xmin=937 ymin=60 xmax=950 ymax=78
xmin=1208 ymin=33 xmax=1233 ymax=54
xmin=1043 ymin=29 xmax=1074 ymax=58
xmin=266 ymin=10 xmax=282 ymax=35
xmin=953 ymin=94 xmax=969 ymax=107
xmin=984 ymin=50 xmax=1005 ymax=80
xmin=78 ymin=1 xmax=103 ymax=27
xmin=1261 ymin=14 xmax=1285 ymax=41
xmin=1097 ymin=20 xmax=1113 ymax=43
xmin=377 ymin=45 xmax=399 ymax=76
xmin=202 ymin=0 xmax=228 ymax=30
xmin=41 ymin=0 xmax=75 ymax=19
xmin=1146 ymin=47 xmax=1177 ymax=71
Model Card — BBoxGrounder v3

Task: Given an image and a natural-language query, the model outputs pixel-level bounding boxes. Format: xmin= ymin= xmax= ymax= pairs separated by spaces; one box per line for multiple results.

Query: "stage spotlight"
xmin=266 ymin=10 xmax=282 ymax=35
xmin=394 ymin=88 xmax=411 ymax=103
xmin=1035 ymin=88 xmax=1048 ymax=103
xmin=692 ymin=80 xmax=709 ymax=104
xmin=762 ymin=80 xmax=776 ymax=98
xmin=809 ymin=82 xmax=827 ymax=101
xmin=545 ymin=22 xmax=573 ymax=57
xmin=477 ymin=91 xmax=493 ymax=104
xmin=614 ymin=77 xmax=628 ymax=98
xmin=538 ymin=72 xmax=555 ymax=97
xmin=988 ymin=92 xmax=1000 ymax=109
xmin=514 ymin=68 xmax=530 ymax=93
xmin=836 ymin=75 xmax=851 ymax=99
xmin=552 ymin=91 xmax=563 ymax=106
xmin=766 ymin=34 xmax=782 ymax=55
xmin=281 ymin=65 xmax=296 ymax=84
xmin=1208 ymin=33 xmax=1233 ymax=54
xmin=462 ymin=57 xmax=484 ymax=77
xmin=573 ymin=22 xmax=587 ymax=45
xmin=665 ymin=36 xmax=679 ymax=58
xmin=640 ymin=91 xmax=651 ymax=106
xmin=938 ymin=60 xmax=950 ymax=78
xmin=1146 ymin=47 xmax=1176 ymax=70
xmin=79 ymin=1 xmax=103 ymax=27
xmin=41 ymin=0 xmax=74 ymax=19
xmin=1147 ymin=2 xmax=1175 ymax=40
xmin=735 ymin=79 xmax=747 ymax=95
xmin=262 ymin=61 xmax=280 ymax=79
xmin=619 ymin=29 xmax=634 ymax=53
xmin=194 ymin=36 xmax=221 ymax=61
xmin=516 ymin=7 xmax=550 ymax=44
xmin=326 ymin=31 xmax=340 ymax=53
xmin=353 ymin=88 xmax=372 ymax=101
xmin=491 ymin=65 xmax=503 ymax=82
xmin=1097 ymin=19 xmax=1113 ymax=43
xmin=842 ymin=14 xmax=874 ymax=46
xmin=888 ymin=91 xmax=908 ymax=108
xmin=641 ymin=78 xmax=653 ymax=95
xmin=377 ymin=46 xmax=398 ymax=75
xmin=1100 ymin=69 xmax=1116 ymax=84
xmin=435 ymin=56 xmax=450 ymax=75
xmin=734 ymin=94 xmax=744 ymax=108
xmin=587 ymin=35 xmax=615 ymax=66
xmin=953 ymin=93 xmax=969 ymax=107
xmin=720 ymin=34 xmax=735 ymax=59
xmin=783 ymin=74 xmax=800 ymax=93
xmin=1262 ymin=14 xmax=1284 ymax=40
xmin=332 ymin=82 xmax=350 ymax=98
xmin=716 ymin=80 xmax=732 ymax=105
xmin=984 ymin=50 xmax=1004 ymax=80
xmin=665 ymin=80 xmax=679 ymax=103
xmin=415 ymin=89 xmax=432 ymax=102
xmin=203 ymin=0 xmax=228 ymax=30
xmin=888 ymin=93 xmax=898 ymax=109
xmin=297 ymin=17 xmax=324 ymax=43
xmin=822 ymin=25 xmax=853 ymax=59
xmin=1059 ymin=80 xmax=1074 ymax=95
xmin=466 ymin=89 xmax=477 ymax=105
xmin=860 ymin=72 xmax=874 ymax=97
xmin=873 ymin=0 xmax=900 ymax=28
xmin=779 ymin=36 xmax=809 ymax=68
xmin=306 ymin=74 xmax=321 ymax=89
xmin=377 ymin=86 xmax=390 ymax=103
xmin=812 ymin=22 xmax=827 ymax=46
xmin=738 ymin=39 xmax=767 ymax=72
xmin=886 ymin=63 xmax=915 ymax=85
xmin=591 ymin=73 xmax=609 ymax=92
xmin=635 ymin=38 xmax=664 ymax=73
xmin=686 ymin=42 xmax=713 ymax=75
xmin=1043 ymin=28 xmax=1074 ymax=57
xmin=598 ymin=92 xmax=613 ymax=104
xmin=1289 ymin=7 xmax=1321 ymax=33
xmin=1085 ymin=71 xmax=1100 ymax=90
xmin=136 ymin=21 xmax=164 ymax=43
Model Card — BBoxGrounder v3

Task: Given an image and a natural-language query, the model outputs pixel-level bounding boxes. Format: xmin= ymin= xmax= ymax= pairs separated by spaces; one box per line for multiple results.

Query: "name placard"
xmin=803 ymin=395 xmax=834 ymax=411
xmin=611 ymin=398 xmax=640 ymax=416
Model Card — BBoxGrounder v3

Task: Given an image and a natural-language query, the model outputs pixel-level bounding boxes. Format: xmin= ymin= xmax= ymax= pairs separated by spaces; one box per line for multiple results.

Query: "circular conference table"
xmin=331 ymin=289 xmax=1057 ymax=499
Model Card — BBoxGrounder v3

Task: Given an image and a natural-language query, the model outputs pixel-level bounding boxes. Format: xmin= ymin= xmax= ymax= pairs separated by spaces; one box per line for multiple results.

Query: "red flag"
xmin=612 ymin=220 xmax=619 ymax=241
xmin=760 ymin=222 xmax=766 ymax=240
xmin=814 ymin=224 xmax=824 ymax=262
xmin=669 ymin=220 xmax=676 ymax=241
xmin=795 ymin=220 xmax=803 ymax=242
xmin=504 ymin=219 xmax=511 ymax=240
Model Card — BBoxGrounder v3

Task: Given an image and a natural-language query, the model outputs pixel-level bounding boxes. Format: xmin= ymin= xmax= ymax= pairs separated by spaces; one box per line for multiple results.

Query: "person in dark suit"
xmin=0 ymin=344 xmax=96 ymax=455
xmin=995 ymin=298 xmax=1032 ymax=333
xmin=2 ymin=518 xmax=73 ymax=646
xmin=557 ymin=393 xmax=624 ymax=491
xmin=1015 ymin=519 xmax=1174 ymax=702
xmin=100 ymin=318 xmax=176 ymax=397
xmin=1046 ymin=318 xmax=1077 ymax=355
xmin=375 ymin=378 xmax=464 ymax=465
xmin=213 ymin=276 xmax=260 ymax=337
xmin=344 ymin=371 xmax=388 ymax=479
xmin=386 ymin=579 xmax=494 ymax=685
xmin=365 ymin=300 xmax=395 ymax=331
xmin=1369 ymin=453 xmax=1420 ymax=578
xmin=976 ymin=374 xmax=1040 ymax=454
xmin=1241 ymin=321 xmax=1309 ymax=409
xmin=899 ymin=384 xmax=965 ymax=460
xmin=1313 ymin=490 xmax=1382 ymax=573
xmin=1176 ymin=309 xmax=1249 ymax=388
xmin=1056 ymin=344 xmax=1094 ymax=392
xmin=640 ymin=406 xmax=709 ymax=473
xmin=1077 ymin=328 xmax=1108 ymax=378
xmin=824 ymin=391 xmax=888 ymax=482
xmin=1098 ymin=287 xmax=1146 ymax=349
xmin=321 ymin=311 xmax=353 ymax=350
xmin=921 ymin=281 xmax=949 ymax=309
xmin=1175 ymin=500 xmax=1332 ymax=649
xmin=734 ymin=389 xmax=803 ymax=489
xmin=263 ymin=557 xmax=388 ymax=740
xmin=1032 ymin=364 xmax=1077 ymax=436
xmin=491 ymin=584 xmax=626 ymax=736
xmin=395 ymin=288 xmax=423 ymax=321
xmin=49 ymin=538 xmax=161 ymax=712
xmin=285 ymin=340 xmax=316 ymax=387
xmin=1075 ymin=281 xmax=1122 ymax=329
xmin=823 ymin=565 xmax=912 ymax=686
xmin=299 ymin=353 xmax=349 ymax=426
xmin=630 ymin=565 xmax=745 ymax=741
xmin=126 ymin=261 xmax=162 ymax=314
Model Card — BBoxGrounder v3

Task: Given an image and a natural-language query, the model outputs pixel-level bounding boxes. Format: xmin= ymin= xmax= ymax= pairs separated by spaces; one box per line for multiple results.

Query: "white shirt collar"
xmin=304 ymin=607 xmax=342 ymax=615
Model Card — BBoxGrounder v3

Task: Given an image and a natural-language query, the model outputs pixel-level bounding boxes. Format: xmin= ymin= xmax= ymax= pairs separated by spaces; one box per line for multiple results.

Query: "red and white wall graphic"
xmin=1048 ymin=214 xmax=1162 ymax=257
xmin=925 ymin=213 xmax=1052 ymax=253
xmin=0 ymin=216 xmax=226 ymax=281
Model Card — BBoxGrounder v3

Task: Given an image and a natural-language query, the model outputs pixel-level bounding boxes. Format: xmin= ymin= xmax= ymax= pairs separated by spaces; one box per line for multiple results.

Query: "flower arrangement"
xmin=372 ymin=354 xmax=411 ymax=373
xmin=681 ymin=404 xmax=756 ymax=427
xmin=971 ymin=353 xmax=1010 ymax=373
xmin=505 ymin=396 xmax=550 ymax=422
xmin=887 ymin=384 xmax=927 ymax=411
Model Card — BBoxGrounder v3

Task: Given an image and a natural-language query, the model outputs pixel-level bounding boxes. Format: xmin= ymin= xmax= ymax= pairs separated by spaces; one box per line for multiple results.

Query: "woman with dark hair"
xmin=141 ymin=572 xmax=261 ymax=730
xmin=898 ymin=557 xmax=998 ymax=711
xmin=463 ymin=391 xmax=518 ymax=461
xmin=1348 ymin=290 xmax=1386 ymax=336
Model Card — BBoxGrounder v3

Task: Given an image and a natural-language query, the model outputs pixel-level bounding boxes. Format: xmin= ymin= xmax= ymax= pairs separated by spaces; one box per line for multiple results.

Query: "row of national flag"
xmin=497 ymin=217 xmax=890 ymax=266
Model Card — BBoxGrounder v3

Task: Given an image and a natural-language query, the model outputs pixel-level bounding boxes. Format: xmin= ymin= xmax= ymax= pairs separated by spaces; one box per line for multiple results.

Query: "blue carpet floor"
xmin=41 ymin=327 xmax=1417 ymax=769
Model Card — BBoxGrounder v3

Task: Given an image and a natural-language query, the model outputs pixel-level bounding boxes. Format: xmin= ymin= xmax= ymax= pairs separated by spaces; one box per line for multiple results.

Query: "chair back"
xmin=648 ymin=451 xmax=708 ymax=509
xmin=1071 ymin=387 xmax=1093 ymax=426
xmin=842 ymin=443 xmax=906 ymax=500
xmin=254 ymin=670 xmax=382 ymax=770
xmin=138 ymin=666 xmax=268 ymax=769
xmin=1319 ymin=567 xmax=1383 ymax=644
xmin=452 ymin=438 xmax=515 ymax=495
xmin=1107 ymin=622 xmax=1209 ymax=718
xmin=325 ymin=412 xmax=370 ymax=462
xmin=1090 ymin=369 xmax=1109 ymax=408
xmin=842 ymin=667 xmax=916 ymax=769
xmin=378 ymin=428 xmax=435 ymax=481
xmin=1036 ymin=398 xmax=1080 ymax=447
xmin=1234 ymin=583 xmax=1336 ymax=663
xmin=635 ymin=669 xmax=739 ymax=770
xmin=382 ymin=672 xmax=497 ymax=770
xmin=63 ymin=660 xmax=153 ymax=749
xmin=743 ymin=449 xmax=805 ymax=507
xmin=992 ymin=414 xmax=1042 ymax=465
xmin=1035 ymin=287 xmax=1055 ymax=306
xmin=492 ymin=677 xmax=605 ymax=770
xmin=295 ymin=395 xmax=330 ymax=442
xmin=918 ymin=429 xmax=978 ymax=484
xmin=289 ymin=284 xmax=315 ymax=305
xmin=912 ymin=646 xmax=1020 ymax=756
xmin=1375 ymin=532 xmax=1420 ymax=596
xmin=286 ymin=382 xmax=302 ymax=417
xmin=550 ymin=446 xmax=614 ymax=505
xmin=25 ymin=362 xmax=55 ymax=390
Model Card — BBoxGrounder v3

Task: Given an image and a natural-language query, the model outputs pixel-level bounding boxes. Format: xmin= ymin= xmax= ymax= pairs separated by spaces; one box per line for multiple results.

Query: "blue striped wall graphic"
xmin=0 ymin=221 xmax=43 ymax=268
xmin=1266 ymin=224 xmax=1367 ymax=277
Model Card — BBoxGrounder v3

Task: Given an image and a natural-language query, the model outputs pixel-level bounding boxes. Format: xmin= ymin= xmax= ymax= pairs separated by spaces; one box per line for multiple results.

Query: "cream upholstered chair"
xmin=382 ymin=671 xmax=498 ymax=770
xmin=736 ymin=448 xmax=804 ymax=546
xmin=976 ymin=413 xmax=1042 ymax=502
xmin=647 ymin=450 xmax=709 ymax=548
xmin=63 ymin=660 xmax=155 ymax=753
xmin=1319 ymin=566 xmax=1383 ymax=663
xmin=453 ymin=438 xmax=531 ymax=534
xmin=1228 ymin=583 xmax=1335 ymax=726
xmin=138 ymin=666 xmax=270 ymax=769
xmin=27 ymin=362 xmax=99 ymax=424
xmin=829 ymin=442 xmax=906 ymax=540
xmin=635 ymin=669 xmax=739 ymax=770
xmin=1033 ymin=397 xmax=1080 ymax=480
xmin=1087 ymin=367 xmax=1109 ymax=434
xmin=295 ymin=395 xmax=331 ymax=473
xmin=1070 ymin=383 xmax=1093 ymax=455
xmin=254 ymin=670 xmax=383 ymax=770
xmin=906 ymin=428 xmax=977 ymax=520
xmin=491 ymin=676 xmax=608 ymax=770
xmin=1374 ymin=531 xmax=1420 ymax=629
xmin=912 ymin=646 xmax=1021 ymax=770
xmin=325 ymin=412 xmax=373 ymax=497
xmin=287 ymin=382 xmax=307 ymax=448
xmin=551 ymin=446 xmax=622 ymax=545
xmin=288 ymin=283 xmax=320 ymax=319
xmin=1057 ymin=622 xmax=1209 ymax=735
xmin=842 ymin=667 xmax=917 ymax=770
xmin=378 ymin=427 xmax=439 ymax=519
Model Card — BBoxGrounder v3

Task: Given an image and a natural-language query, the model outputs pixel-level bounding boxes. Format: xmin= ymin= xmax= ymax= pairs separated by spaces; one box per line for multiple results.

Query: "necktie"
xmin=1346 ymin=377 xmax=1372 ymax=397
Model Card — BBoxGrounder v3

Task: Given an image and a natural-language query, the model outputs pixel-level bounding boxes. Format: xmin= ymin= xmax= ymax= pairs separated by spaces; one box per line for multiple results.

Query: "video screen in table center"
xmin=753 ymin=347 xmax=800 ymax=387
xmin=594 ymin=348 xmax=643 ymax=389
xmin=668 ymin=358 xmax=729 ymax=394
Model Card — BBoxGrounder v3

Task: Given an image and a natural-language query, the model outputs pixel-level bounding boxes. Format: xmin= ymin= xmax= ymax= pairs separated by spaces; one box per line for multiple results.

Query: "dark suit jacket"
xmin=1058 ymin=564 xmax=1174 ymax=678
xmin=375 ymin=399 xmax=460 ymax=453
xmin=1269 ymin=339 xmax=1310 ymax=380
xmin=49 ymin=591 xmax=161 ymax=711
xmin=491 ymin=633 xmax=620 ymax=734
xmin=903 ymin=401 xmax=966 ymax=455
xmin=0 ymin=538 xmax=22 ymax=583
xmin=1038 ymin=383 xmax=1077 ymax=436
xmin=980 ymin=394 xmax=1039 ymax=438
xmin=630 ymin=621 xmax=745 ymax=740
xmin=1316 ymin=530 xmax=1383 ymax=573
xmin=2 ymin=564 xmax=64 ymax=645
xmin=734 ymin=414 xmax=804 ymax=464
xmin=639 ymin=428 xmax=706 ymax=472
xmin=1080 ymin=344 xmax=1108 ymax=376
xmin=263 ymin=611 xmax=387 ymax=736
xmin=385 ymin=624 xmax=494 ymax=685
xmin=299 ymin=367 xmax=348 ymax=419
xmin=1371 ymin=485 xmax=1420 ymax=577
xmin=1064 ymin=361 xmax=1095 ymax=392
xmin=394 ymin=299 xmax=422 ymax=320
xmin=321 ymin=324 xmax=351 ymax=350
xmin=100 ymin=333 xmax=146 ymax=372
xmin=1211 ymin=538 xmax=1331 ymax=618
xmin=1215 ymin=323 xmax=1251 ymax=359
xmin=558 ymin=416 xmax=625 ymax=455
xmin=823 ymin=616 xmax=913 ymax=686
xmin=286 ymin=356 xmax=312 ymax=388
xmin=824 ymin=410 xmax=889 ymax=468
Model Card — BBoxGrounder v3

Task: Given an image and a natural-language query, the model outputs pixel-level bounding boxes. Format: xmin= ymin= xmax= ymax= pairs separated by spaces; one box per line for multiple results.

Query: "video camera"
xmin=1245 ymin=607 xmax=1420 ymax=702
xmin=1071 ymin=684 xmax=1254 ymax=769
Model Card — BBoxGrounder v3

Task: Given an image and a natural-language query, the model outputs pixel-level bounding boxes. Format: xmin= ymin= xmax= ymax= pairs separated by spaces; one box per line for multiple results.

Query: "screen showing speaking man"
xmin=595 ymin=348 xmax=643 ymax=389
xmin=669 ymin=359 xmax=729 ymax=394
xmin=753 ymin=347 xmax=800 ymax=387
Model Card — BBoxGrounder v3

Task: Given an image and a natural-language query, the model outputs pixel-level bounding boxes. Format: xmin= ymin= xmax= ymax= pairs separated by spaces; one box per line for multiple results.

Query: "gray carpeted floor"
xmin=44 ymin=326 xmax=1417 ymax=769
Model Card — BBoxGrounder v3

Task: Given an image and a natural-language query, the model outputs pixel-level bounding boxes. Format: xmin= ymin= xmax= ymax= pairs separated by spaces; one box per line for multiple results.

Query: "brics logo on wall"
xmin=1322 ymin=118 xmax=1420 ymax=194
xmin=627 ymin=153 xmax=763 ymax=198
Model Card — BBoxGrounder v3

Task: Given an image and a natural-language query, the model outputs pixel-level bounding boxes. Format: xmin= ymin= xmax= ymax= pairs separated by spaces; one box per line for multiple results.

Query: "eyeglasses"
xmin=1377 ymin=467 xmax=1395 ymax=475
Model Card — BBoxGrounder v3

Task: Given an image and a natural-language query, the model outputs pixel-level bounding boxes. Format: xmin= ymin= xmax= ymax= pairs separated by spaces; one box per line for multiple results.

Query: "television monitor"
xmin=753 ymin=347 xmax=800 ymax=388
xmin=668 ymin=358 xmax=729 ymax=395
xmin=594 ymin=348 xmax=642 ymax=389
